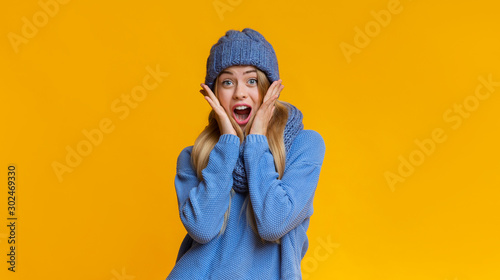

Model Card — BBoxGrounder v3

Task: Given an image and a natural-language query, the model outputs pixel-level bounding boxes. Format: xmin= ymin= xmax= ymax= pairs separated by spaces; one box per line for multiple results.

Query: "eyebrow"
xmin=220 ymin=69 xmax=257 ymax=75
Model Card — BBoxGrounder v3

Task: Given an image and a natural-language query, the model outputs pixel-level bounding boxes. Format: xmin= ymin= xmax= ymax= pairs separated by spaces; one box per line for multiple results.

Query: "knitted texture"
xmin=232 ymin=102 xmax=304 ymax=193
xmin=204 ymin=28 xmax=280 ymax=92
xmin=167 ymin=125 xmax=326 ymax=280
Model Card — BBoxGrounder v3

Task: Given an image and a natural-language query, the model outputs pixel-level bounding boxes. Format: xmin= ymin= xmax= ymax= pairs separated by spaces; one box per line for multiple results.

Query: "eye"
xmin=222 ymin=80 xmax=233 ymax=86
xmin=248 ymin=78 xmax=257 ymax=85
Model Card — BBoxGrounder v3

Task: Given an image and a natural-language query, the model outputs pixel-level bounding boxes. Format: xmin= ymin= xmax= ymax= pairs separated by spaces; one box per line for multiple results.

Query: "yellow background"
xmin=1 ymin=0 xmax=499 ymax=279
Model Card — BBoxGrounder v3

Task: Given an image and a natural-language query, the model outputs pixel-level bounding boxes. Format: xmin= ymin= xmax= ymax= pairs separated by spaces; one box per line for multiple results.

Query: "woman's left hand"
xmin=249 ymin=79 xmax=284 ymax=135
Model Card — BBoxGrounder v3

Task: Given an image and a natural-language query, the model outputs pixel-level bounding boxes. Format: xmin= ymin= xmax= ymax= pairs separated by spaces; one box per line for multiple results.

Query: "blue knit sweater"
xmin=167 ymin=131 xmax=325 ymax=280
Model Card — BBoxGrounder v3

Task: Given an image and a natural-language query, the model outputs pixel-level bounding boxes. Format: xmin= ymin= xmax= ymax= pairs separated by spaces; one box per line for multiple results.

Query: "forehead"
xmin=219 ymin=65 xmax=257 ymax=76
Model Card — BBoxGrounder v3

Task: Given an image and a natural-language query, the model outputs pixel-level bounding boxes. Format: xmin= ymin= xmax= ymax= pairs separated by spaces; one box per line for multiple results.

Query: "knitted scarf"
xmin=232 ymin=103 xmax=304 ymax=193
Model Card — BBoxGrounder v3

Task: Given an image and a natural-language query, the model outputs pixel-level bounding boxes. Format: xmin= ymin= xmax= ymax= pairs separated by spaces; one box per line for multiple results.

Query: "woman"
xmin=166 ymin=28 xmax=326 ymax=280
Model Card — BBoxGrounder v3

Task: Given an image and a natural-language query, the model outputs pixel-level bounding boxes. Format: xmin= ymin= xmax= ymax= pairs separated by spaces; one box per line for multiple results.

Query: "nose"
xmin=233 ymin=84 xmax=248 ymax=99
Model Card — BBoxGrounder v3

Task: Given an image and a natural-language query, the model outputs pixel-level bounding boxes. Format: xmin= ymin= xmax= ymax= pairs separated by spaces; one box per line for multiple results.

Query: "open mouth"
xmin=233 ymin=105 xmax=252 ymax=125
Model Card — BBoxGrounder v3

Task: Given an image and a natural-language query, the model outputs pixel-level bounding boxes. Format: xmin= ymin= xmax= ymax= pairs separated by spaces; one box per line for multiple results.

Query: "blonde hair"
xmin=191 ymin=67 xmax=289 ymax=244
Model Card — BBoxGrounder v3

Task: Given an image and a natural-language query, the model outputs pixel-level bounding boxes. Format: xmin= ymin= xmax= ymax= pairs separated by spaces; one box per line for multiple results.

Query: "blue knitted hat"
xmin=205 ymin=28 xmax=280 ymax=92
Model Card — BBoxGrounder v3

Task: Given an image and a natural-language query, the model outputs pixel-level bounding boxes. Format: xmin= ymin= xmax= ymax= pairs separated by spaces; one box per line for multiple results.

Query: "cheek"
xmin=220 ymin=102 xmax=231 ymax=113
xmin=217 ymin=92 xmax=231 ymax=111
xmin=252 ymin=105 xmax=260 ymax=115
xmin=250 ymin=90 xmax=261 ymax=105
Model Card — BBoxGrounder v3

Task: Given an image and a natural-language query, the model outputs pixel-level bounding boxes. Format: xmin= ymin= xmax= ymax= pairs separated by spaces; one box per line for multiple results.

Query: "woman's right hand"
xmin=200 ymin=83 xmax=237 ymax=136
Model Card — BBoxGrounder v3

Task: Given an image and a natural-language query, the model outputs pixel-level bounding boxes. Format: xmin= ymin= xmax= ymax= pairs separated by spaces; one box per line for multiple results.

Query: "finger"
xmin=263 ymin=79 xmax=281 ymax=103
xmin=269 ymin=85 xmax=281 ymax=102
xmin=201 ymin=84 xmax=221 ymax=106
xmin=201 ymin=84 xmax=214 ymax=98
xmin=201 ymin=88 xmax=216 ymax=106
xmin=201 ymin=83 xmax=214 ymax=96
xmin=204 ymin=95 xmax=216 ymax=110
xmin=203 ymin=92 xmax=228 ymax=120
xmin=276 ymin=84 xmax=284 ymax=98
xmin=269 ymin=84 xmax=282 ymax=99
xmin=261 ymin=93 xmax=278 ymax=112
xmin=203 ymin=93 xmax=221 ymax=111
xmin=265 ymin=80 xmax=280 ymax=100
xmin=270 ymin=80 xmax=283 ymax=99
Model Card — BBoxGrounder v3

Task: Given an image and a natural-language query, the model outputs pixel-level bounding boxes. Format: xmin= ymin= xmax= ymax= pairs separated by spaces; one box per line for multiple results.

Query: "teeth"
xmin=235 ymin=106 xmax=249 ymax=110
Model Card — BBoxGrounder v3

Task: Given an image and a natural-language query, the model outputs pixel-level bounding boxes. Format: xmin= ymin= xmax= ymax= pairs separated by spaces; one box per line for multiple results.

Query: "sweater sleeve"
xmin=243 ymin=130 xmax=326 ymax=241
xmin=174 ymin=134 xmax=240 ymax=244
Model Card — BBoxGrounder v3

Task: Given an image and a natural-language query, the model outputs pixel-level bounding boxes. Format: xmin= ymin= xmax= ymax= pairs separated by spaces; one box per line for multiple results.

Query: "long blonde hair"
xmin=191 ymin=67 xmax=289 ymax=244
